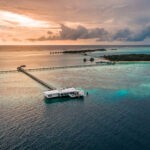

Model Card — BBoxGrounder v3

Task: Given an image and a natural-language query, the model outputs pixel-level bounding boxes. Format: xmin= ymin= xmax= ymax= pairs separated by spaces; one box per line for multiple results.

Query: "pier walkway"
xmin=17 ymin=66 xmax=56 ymax=90
xmin=25 ymin=64 xmax=102 ymax=72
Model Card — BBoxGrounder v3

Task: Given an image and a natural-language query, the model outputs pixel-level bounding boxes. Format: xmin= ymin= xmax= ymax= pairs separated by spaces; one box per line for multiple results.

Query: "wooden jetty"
xmin=17 ymin=65 xmax=56 ymax=90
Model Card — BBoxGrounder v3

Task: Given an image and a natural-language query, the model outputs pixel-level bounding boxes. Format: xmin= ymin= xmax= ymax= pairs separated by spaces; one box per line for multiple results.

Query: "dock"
xmin=17 ymin=65 xmax=56 ymax=90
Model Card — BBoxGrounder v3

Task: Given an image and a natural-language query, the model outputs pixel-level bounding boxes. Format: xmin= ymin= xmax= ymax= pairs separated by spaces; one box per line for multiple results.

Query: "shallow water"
xmin=0 ymin=46 xmax=150 ymax=150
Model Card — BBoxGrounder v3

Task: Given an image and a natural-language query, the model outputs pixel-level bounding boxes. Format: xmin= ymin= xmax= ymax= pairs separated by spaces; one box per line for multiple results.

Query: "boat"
xmin=44 ymin=88 xmax=85 ymax=99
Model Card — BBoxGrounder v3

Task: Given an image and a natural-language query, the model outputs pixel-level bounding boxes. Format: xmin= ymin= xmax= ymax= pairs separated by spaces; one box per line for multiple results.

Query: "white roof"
xmin=44 ymin=88 xmax=79 ymax=95
xmin=44 ymin=90 xmax=59 ymax=95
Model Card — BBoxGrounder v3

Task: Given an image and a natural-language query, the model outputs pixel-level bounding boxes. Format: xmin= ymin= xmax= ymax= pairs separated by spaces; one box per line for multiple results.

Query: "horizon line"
xmin=0 ymin=44 xmax=150 ymax=46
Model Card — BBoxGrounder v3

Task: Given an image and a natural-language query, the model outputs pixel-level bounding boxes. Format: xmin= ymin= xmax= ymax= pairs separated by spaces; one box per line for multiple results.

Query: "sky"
xmin=0 ymin=0 xmax=150 ymax=45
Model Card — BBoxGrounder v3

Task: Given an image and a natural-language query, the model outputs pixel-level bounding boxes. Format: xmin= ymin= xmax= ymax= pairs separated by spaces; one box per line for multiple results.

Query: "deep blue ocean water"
xmin=0 ymin=45 xmax=150 ymax=150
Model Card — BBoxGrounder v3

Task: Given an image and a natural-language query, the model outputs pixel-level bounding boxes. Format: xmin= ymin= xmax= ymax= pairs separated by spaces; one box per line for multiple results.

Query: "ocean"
xmin=0 ymin=45 xmax=150 ymax=150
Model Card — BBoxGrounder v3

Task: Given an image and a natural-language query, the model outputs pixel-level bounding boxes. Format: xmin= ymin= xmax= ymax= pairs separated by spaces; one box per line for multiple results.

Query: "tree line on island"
xmin=103 ymin=54 xmax=150 ymax=61
xmin=63 ymin=49 xmax=106 ymax=54
xmin=49 ymin=49 xmax=107 ymax=55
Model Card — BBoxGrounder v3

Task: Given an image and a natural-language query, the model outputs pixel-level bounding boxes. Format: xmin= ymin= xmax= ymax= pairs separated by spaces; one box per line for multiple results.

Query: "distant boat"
xmin=44 ymin=88 xmax=85 ymax=99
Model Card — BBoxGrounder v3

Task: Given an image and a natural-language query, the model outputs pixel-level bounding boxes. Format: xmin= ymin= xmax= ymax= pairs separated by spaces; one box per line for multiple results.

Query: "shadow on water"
xmin=44 ymin=97 xmax=84 ymax=104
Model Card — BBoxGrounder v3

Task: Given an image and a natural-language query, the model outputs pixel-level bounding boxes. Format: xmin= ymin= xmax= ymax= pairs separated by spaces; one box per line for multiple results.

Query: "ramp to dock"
xmin=17 ymin=66 xmax=56 ymax=90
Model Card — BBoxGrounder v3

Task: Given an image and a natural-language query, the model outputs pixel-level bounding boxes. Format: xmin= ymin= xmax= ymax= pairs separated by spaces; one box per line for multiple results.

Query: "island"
xmin=63 ymin=48 xmax=106 ymax=54
xmin=103 ymin=54 xmax=150 ymax=61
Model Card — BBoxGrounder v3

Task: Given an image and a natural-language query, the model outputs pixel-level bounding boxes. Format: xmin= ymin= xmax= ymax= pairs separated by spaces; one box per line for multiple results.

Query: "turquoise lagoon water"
xmin=0 ymin=46 xmax=150 ymax=150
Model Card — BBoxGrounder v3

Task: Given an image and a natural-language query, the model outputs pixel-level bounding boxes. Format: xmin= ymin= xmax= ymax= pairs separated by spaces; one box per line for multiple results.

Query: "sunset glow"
xmin=0 ymin=0 xmax=150 ymax=45
xmin=0 ymin=10 xmax=50 ymax=28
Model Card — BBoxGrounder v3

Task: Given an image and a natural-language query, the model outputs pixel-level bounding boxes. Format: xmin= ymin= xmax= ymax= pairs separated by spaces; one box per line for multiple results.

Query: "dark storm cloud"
xmin=28 ymin=24 xmax=110 ymax=41
xmin=59 ymin=25 xmax=110 ymax=40
xmin=112 ymin=26 xmax=150 ymax=41
xmin=28 ymin=25 xmax=150 ymax=42
xmin=131 ymin=26 xmax=150 ymax=41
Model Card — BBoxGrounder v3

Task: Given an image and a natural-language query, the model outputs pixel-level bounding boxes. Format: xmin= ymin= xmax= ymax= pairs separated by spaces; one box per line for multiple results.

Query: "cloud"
xmin=1 ymin=0 xmax=150 ymax=44
xmin=28 ymin=24 xmax=150 ymax=42
xmin=28 ymin=24 xmax=110 ymax=41
xmin=1 ymin=0 xmax=150 ymax=28
xmin=60 ymin=25 xmax=111 ymax=41
xmin=12 ymin=38 xmax=22 ymax=41
xmin=112 ymin=26 xmax=150 ymax=41
xmin=112 ymin=29 xmax=132 ymax=41
xmin=0 ymin=10 xmax=50 ymax=28
xmin=131 ymin=26 xmax=150 ymax=41
xmin=0 ymin=25 xmax=13 ymax=29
